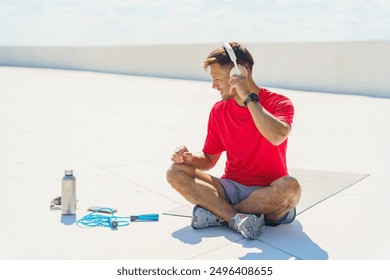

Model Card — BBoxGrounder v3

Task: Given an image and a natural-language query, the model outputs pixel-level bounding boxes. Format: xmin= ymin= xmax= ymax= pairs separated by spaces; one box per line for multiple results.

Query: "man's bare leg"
xmin=233 ymin=176 xmax=301 ymax=222
xmin=167 ymin=163 xmax=267 ymax=239
xmin=166 ymin=163 xmax=237 ymax=221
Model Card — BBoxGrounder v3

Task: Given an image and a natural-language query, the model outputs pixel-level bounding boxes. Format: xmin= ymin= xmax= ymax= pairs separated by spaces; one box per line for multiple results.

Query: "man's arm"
xmin=171 ymin=146 xmax=221 ymax=171
xmin=246 ymin=101 xmax=291 ymax=146
xmin=229 ymin=66 xmax=291 ymax=146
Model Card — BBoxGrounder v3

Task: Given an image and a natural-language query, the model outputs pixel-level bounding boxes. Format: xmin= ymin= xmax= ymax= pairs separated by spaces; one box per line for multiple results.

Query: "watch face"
xmin=250 ymin=93 xmax=259 ymax=101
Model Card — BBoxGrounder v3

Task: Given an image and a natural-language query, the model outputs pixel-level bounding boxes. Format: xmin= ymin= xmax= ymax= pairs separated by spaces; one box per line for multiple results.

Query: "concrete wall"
xmin=1 ymin=41 xmax=389 ymax=98
xmin=248 ymin=41 xmax=390 ymax=98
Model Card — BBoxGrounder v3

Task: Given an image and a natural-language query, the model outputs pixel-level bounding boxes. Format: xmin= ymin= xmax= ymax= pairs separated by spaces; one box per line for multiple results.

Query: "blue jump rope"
xmin=77 ymin=207 xmax=159 ymax=229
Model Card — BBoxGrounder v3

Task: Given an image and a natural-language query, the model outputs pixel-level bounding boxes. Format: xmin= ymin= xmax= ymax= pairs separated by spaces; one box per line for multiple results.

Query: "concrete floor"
xmin=1 ymin=66 xmax=390 ymax=261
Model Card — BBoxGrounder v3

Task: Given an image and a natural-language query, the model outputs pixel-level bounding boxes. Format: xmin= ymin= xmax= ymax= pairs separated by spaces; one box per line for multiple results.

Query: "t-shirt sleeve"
xmin=202 ymin=109 xmax=225 ymax=155
xmin=272 ymin=97 xmax=294 ymax=125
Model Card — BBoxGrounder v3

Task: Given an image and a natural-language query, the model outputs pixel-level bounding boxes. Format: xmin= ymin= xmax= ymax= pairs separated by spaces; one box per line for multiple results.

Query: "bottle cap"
xmin=65 ymin=170 xmax=73 ymax=176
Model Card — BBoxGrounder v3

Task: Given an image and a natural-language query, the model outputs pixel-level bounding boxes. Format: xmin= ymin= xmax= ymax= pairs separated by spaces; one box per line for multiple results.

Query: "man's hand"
xmin=171 ymin=145 xmax=194 ymax=164
xmin=229 ymin=65 xmax=251 ymax=102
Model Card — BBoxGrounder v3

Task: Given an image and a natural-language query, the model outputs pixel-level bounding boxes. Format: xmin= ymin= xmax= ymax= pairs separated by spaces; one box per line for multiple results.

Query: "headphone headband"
xmin=223 ymin=42 xmax=242 ymax=76
xmin=223 ymin=42 xmax=238 ymax=68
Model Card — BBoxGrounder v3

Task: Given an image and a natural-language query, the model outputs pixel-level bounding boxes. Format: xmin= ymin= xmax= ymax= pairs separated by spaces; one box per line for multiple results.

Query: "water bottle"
xmin=61 ymin=170 xmax=76 ymax=215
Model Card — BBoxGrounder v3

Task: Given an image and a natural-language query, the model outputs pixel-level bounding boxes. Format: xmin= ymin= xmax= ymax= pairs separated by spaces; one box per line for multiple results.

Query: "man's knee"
xmin=272 ymin=176 xmax=301 ymax=207
xmin=282 ymin=176 xmax=301 ymax=195
xmin=166 ymin=163 xmax=194 ymax=187
xmin=166 ymin=163 xmax=179 ymax=185
xmin=284 ymin=176 xmax=301 ymax=208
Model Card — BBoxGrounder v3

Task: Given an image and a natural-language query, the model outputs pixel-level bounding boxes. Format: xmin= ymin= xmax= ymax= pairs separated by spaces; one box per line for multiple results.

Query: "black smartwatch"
xmin=244 ymin=93 xmax=259 ymax=107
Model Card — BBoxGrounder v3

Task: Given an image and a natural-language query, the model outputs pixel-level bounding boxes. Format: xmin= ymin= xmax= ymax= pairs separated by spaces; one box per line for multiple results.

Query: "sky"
xmin=1 ymin=0 xmax=390 ymax=46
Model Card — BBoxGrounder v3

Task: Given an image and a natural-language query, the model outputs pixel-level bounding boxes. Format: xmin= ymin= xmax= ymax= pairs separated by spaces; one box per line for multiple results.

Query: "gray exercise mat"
xmin=163 ymin=168 xmax=369 ymax=217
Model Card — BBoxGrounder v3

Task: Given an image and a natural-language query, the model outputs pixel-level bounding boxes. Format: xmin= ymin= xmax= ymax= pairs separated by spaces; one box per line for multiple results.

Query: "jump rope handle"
xmin=130 ymin=214 xmax=159 ymax=221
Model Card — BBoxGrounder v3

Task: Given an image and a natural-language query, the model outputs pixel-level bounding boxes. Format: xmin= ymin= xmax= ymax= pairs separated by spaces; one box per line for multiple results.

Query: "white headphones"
xmin=223 ymin=42 xmax=243 ymax=77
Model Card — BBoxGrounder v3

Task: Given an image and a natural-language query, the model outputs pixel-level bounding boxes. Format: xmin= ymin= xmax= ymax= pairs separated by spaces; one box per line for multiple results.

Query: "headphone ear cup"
xmin=230 ymin=66 xmax=241 ymax=77
xmin=230 ymin=64 xmax=246 ymax=77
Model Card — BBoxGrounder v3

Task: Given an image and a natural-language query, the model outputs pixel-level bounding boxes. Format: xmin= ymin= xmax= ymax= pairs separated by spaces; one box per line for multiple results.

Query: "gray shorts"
xmin=216 ymin=178 xmax=264 ymax=205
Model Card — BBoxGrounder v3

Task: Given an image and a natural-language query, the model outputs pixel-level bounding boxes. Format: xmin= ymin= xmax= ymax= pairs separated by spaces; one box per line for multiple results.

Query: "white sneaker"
xmin=191 ymin=205 xmax=224 ymax=229
xmin=229 ymin=213 xmax=265 ymax=239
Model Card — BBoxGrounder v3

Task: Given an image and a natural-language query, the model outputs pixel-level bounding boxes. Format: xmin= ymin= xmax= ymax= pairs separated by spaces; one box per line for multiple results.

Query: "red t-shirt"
xmin=202 ymin=88 xmax=294 ymax=186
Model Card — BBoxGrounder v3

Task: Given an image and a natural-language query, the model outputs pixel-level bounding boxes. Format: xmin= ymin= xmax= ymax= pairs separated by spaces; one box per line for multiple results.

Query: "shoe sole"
xmin=191 ymin=205 xmax=201 ymax=229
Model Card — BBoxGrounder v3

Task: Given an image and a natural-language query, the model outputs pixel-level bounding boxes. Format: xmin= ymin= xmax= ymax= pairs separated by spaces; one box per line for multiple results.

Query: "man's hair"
xmin=203 ymin=42 xmax=254 ymax=71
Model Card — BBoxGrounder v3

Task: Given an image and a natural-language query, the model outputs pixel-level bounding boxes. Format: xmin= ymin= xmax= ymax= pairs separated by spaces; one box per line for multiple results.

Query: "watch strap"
xmin=244 ymin=93 xmax=259 ymax=107
xmin=244 ymin=96 xmax=252 ymax=107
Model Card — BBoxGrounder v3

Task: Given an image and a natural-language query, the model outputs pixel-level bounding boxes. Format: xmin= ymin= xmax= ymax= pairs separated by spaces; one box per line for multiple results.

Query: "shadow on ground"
xmin=172 ymin=220 xmax=328 ymax=260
